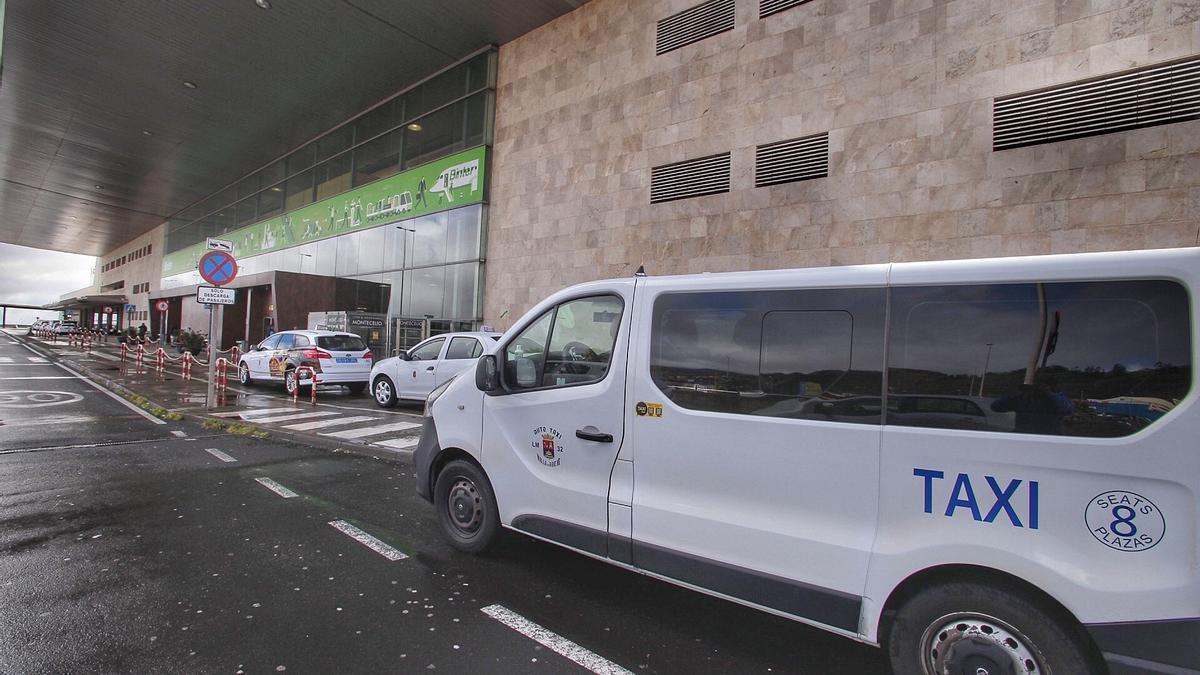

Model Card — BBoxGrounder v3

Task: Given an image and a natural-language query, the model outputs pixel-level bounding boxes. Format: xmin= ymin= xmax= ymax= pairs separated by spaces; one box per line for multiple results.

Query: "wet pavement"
xmin=0 ymin=331 xmax=888 ymax=673
xmin=10 ymin=331 xmax=428 ymax=457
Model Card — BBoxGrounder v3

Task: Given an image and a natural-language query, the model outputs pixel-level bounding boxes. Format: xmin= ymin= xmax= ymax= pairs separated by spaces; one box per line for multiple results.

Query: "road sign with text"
xmin=197 ymin=286 xmax=236 ymax=305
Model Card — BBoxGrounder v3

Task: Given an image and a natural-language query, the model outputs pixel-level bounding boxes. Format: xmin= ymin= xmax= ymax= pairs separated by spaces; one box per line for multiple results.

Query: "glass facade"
xmin=160 ymin=49 xmax=495 ymax=324
xmin=164 ymin=49 xmax=495 ymax=254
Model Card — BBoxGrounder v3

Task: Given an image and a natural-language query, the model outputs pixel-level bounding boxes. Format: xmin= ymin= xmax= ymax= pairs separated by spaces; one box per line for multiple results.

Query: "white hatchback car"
xmin=238 ymin=329 xmax=373 ymax=394
xmin=369 ymin=331 xmax=501 ymax=407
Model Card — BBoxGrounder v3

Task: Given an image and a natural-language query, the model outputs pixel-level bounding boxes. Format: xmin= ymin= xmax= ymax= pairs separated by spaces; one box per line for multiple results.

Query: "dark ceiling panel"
xmin=0 ymin=0 xmax=586 ymax=256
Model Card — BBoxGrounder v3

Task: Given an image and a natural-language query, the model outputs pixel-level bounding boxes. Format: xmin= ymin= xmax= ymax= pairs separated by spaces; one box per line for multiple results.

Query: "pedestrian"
xmin=137 ymin=323 xmax=147 ymax=339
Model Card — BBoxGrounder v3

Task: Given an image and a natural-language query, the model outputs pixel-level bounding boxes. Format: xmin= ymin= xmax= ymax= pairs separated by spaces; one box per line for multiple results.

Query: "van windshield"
xmin=317 ymin=335 xmax=367 ymax=351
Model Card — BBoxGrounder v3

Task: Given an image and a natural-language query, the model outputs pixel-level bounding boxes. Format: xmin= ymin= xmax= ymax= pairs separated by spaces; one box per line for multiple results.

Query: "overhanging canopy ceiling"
xmin=0 ymin=0 xmax=584 ymax=256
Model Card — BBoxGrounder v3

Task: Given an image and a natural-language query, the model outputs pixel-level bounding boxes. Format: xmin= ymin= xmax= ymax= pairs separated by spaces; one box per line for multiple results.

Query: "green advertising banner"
xmin=162 ymin=145 xmax=487 ymax=277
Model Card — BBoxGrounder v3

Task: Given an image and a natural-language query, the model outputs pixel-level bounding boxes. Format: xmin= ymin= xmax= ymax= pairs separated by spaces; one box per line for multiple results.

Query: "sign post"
xmin=155 ymin=299 xmax=169 ymax=343
xmin=198 ymin=249 xmax=239 ymax=409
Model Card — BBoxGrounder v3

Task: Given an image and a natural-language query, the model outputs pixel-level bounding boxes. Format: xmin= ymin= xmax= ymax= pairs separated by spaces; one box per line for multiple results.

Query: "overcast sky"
xmin=0 ymin=243 xmax=96 ymax=324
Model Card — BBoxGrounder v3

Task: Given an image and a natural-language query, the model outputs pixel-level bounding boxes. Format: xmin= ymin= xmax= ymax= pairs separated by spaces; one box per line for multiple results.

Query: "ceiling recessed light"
xmin=95 ymin=184 xmax=104 ymax=190
xmin=255 ymin=0 xmax=272 ymax=7
xmin=406 ymin=122 xmax=423 ymax=132
xmin=182 ymin=80 xmax=198 ymax=89
xmin=142 ymin=130 xmax=153 ymax=136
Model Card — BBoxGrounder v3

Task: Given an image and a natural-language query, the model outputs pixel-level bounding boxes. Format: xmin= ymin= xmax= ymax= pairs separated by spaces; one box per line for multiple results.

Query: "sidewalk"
xmin=8 ymin=330 xmax=424 ymax=462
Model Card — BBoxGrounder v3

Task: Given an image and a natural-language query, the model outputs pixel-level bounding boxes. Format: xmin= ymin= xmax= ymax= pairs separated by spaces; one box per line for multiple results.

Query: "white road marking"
xmin=374 ymin=437 xmax=419 ymax=451
xmin=171 ymin=430 xmax=188 ymax=438
xmin=327 ymin=520 xmax=408 ymax=561
xmin=0 ymin=356 xmax=12 ymax=363
xmin=480 ymin=605 xmax=633 ymax=675
xmin=0 ymin=415 xmax=99 ymax=428
xmin=27 ymin=357 xmax=47 ymax=363
xmin=51 ymin=362 xmax=167 ymax=425
xmin=205 ymin=448 xmax=237 ymax=463
xmin=212 ymin=408 xmax=303 ymax=418
xmin=241 ymin=410 xmax=340 ymax=423
xmin=254 ymin=477 xmax=298 ymax=498
xmin=280 ymin=415 xmax=379 ymax=431
xmin=0 ymin=376 xmax=83 ymax=380
xmin=319 ymin=421 xmax=421 ymax=439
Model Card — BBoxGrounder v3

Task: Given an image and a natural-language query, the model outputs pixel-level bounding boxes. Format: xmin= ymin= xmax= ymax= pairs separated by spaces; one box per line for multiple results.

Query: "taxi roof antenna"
xmin=634 ymin=264 xmax=647 ymax=277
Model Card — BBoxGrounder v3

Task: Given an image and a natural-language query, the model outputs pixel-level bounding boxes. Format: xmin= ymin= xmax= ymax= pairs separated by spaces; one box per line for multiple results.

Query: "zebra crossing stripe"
xmin=212 ymin=408 xmax=304 ymax=418
xmin=245 ymin=411 xmax=340 ymax=423
xmin=282 ymin=415 xmax=380 ymax=431
xmin=374 ymin=437 xmax=420 ymax=451
xmin=319 ymin=421 xmax=422 ymax=439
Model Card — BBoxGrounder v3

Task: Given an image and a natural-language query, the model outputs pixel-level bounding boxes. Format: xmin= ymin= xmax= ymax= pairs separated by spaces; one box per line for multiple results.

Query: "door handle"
xmin=575 ymin=427 xmax=613 ymax=443
xmin=426 ymin=366 xmax=435 ymax=371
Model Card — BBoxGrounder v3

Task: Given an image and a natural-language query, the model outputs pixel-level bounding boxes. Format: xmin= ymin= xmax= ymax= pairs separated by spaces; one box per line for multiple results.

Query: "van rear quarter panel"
xmin=863 ymin=248 xmax=1200 ymax=642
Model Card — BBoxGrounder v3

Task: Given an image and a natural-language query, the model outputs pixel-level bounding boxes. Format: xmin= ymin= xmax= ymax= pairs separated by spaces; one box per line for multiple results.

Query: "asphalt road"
xmin=0 ymin=332 xmax=887 ymax=674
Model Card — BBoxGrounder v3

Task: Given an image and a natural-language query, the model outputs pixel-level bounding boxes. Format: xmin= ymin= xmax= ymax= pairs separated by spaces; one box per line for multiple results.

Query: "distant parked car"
xmin=369 ymin=331 xmax=501 ymax=407
xmin=237 ymin=329 xmax=373 ymax=395
xmin=27 ymin=320 xmax=47 ymax=335
xmin=55 ymin=320 xmax=78 ymax=335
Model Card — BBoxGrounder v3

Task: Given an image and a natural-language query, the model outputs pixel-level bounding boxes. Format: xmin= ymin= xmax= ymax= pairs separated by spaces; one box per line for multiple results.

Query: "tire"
xmin=887 ymin=580 xmax=1096 ymax=675
xmin=239 ymin=362 xmax=254 ymax=386
xmin=372 ymin=376 xmax=397 ymax=407
xmin=346 ymin=382 xmax=366 ymax=395
xmin=433 ymin=460 xmax=500 ymax=554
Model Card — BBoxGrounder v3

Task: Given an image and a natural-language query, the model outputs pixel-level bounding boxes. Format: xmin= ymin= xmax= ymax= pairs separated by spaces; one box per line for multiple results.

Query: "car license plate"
xmin=335 ymin=357 xmax=357 ymax=363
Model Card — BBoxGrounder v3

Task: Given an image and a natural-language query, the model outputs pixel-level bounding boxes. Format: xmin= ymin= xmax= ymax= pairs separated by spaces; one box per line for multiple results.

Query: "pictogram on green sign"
xmin=162 ymin=145 xmax=487 ymax=277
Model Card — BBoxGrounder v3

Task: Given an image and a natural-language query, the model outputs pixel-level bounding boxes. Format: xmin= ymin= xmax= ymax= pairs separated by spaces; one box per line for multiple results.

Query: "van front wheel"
xmin=433 ymin=460 xmax=499 ymax=554
xmin=887 ymin=581 xmax=1096 ymax=675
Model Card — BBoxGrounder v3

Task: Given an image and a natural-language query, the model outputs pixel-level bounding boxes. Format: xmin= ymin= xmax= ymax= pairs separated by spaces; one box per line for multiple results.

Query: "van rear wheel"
xmin=433 ymin=460 xmax=499 ymax=554
xmin=887 ymin=581 xmax=1095 ymax=675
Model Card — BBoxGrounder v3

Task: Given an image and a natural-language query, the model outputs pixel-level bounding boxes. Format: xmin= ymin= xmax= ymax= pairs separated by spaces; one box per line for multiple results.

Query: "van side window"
xmin=505 ymin=310 xmax=552 ymax=389
xmin=887 ymin=280 xmax=1192 ymax=437
xmin=650 ymin=289 xmax=885 ymax=422
xmin=504 ymin=295 xmax=624 ymax=391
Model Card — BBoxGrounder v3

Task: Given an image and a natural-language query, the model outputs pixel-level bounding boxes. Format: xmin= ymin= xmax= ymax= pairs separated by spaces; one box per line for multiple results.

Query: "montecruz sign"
xmin=162 ymin=145 xmax=487 ymax=277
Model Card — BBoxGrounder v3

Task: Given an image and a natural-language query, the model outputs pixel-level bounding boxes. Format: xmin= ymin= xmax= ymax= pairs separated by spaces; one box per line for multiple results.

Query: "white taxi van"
xmin=413 ymin=248 xmax=1198 ymax=675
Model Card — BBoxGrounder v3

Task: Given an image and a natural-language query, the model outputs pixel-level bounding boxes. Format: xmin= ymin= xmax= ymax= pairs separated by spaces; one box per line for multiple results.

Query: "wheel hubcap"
xmin=446 ymin=477 xmax=482 ymax=536
xmin=286 ymin=372 xmax=295 ymax=392
xmin=921 ymin=612 xmax=1043 ymax=675
xmin=375 ymin=381 xmax=391 ymax=404
xmin=240 ymin=365 xmax=249 ymax=383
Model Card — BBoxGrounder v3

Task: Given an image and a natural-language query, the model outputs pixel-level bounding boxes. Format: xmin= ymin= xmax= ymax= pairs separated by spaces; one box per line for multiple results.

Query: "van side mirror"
xmin=476 ymin=354 xmax=500 ymax=392
xmin=396 ymin=350 xmax=410 ymax=361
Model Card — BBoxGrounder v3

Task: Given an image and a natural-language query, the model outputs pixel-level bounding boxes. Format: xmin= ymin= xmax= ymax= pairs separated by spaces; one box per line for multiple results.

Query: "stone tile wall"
xmin=486 ymin=0 xmax=1200 ymax=325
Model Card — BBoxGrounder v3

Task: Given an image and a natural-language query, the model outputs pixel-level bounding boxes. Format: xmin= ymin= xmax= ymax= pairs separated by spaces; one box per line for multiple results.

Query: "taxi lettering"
xmin=913 ymin=468 xmax=1039 ymax=529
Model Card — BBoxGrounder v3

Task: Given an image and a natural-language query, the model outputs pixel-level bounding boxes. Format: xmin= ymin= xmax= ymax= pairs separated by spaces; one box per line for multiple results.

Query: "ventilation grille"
xmin=994 ymin=55 xmax=1200 ymax=151
xmin=760 ymin=0 xmax=813 ymax=18
xmin=656 ymin=0 xmax=736 ymax=56
xmin=755 ymin=133 xmax=829 ymax=187
xmin=650 ymin=153 xmax=731 ymax=203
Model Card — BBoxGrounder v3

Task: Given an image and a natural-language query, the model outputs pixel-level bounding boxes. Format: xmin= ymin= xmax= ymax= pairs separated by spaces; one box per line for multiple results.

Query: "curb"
xmin=11 ymin=333 xmax=410 ymax=465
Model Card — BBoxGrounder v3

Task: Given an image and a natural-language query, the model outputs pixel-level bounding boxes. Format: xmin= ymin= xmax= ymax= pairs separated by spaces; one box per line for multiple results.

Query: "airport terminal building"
xmin=59 ymin=0 xmax=1200 ymax=350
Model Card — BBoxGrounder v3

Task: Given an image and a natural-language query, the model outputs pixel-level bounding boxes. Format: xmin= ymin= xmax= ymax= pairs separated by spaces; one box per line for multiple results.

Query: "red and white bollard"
xmin=120 ymin=342 xmax=128 ymax=363
xmin=182 ymin=352 xmax=193 ymax=380
xmin=135 ymin=343 xmax=145 ymax=370
xmin=293 ymin=366 xmax=318 ymax=405
xmin=156 ymin=348 xmax=166 ymax=373
xmin=215 ymin=358 xmax=229 ymax=392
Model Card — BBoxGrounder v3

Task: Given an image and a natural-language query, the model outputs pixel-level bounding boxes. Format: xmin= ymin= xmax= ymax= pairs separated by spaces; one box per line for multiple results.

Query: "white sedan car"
xmin=238 ymin=329 xmax=374 ymax=395
xmin=369 ymin=331 xmax=501 ymax=407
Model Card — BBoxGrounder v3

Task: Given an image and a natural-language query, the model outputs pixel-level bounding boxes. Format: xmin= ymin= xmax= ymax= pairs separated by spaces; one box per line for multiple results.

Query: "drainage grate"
xmin=755 ymin=133 xmax=829 ymax=187
xmin=650 ymin=152 xmax=732 ymax=203
xmin=656 ymin=0 xmax=736 ymax=56
xmin=759 ymin=0 xmax=814 ymax=18
xmin=993 ymin=54 xmax=1200 ymax=151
